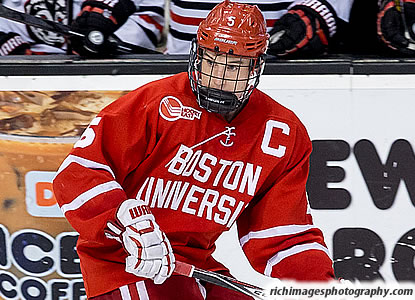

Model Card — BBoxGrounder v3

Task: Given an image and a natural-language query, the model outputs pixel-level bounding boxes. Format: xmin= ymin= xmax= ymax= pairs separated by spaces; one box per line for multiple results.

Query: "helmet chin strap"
xmin=198 ymin=86 xmax=242 ymax=113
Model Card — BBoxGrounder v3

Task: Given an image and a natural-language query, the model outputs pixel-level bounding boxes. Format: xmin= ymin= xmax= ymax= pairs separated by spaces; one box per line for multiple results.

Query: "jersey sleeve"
xmin=123 ymin=0 xmax=165 ymax=49
xmin=290 ymin=0 xmax=354 ymax=22
xmin=52 ymin=91 xmax=155 ymax=243
xmin=325 ymin=0 xmax=354 ymax=22
xmin=0 ymin=2 xmax=35 ymax=45
xmin=236 ymin=122 xmax=334 ymax=281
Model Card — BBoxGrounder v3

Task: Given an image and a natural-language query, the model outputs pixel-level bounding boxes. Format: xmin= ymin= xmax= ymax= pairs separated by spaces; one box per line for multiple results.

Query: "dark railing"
xmin=1 ymin=54 xmax=415 ymax=76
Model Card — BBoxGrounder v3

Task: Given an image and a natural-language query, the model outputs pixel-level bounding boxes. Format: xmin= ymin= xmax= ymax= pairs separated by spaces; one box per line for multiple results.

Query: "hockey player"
xmin=53 ymin=1 xmax=335 ymax=299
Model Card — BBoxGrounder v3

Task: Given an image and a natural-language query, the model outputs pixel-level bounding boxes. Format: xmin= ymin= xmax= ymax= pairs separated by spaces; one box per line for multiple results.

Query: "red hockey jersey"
xmin=53 ymin=72 xmax=334 ymax=297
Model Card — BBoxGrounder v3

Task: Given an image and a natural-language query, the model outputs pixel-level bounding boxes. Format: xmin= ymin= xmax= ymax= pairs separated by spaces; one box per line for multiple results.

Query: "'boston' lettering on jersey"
xmin=167 ymin=145 xmax=262 ymax=196
xmin=135 ymin=144 xmax=263 ymax=227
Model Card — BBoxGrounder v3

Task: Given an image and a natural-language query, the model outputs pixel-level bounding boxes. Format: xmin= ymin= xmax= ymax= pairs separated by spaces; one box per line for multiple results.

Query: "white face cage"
xmin=188 ymin=39 xmax=266 ymax=114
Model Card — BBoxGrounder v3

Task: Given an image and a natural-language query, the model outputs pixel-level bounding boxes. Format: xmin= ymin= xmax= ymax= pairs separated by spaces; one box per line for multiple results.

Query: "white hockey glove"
xmin=105 ymin=199 xmax=175 ymax=284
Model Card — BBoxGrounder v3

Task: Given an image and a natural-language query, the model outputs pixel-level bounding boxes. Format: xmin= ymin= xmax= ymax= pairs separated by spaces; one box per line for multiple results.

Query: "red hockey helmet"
xmin=197 ymin=0 xmax=268 ymax=57
xmin=188 ymin=1 xmax=269 ymax=114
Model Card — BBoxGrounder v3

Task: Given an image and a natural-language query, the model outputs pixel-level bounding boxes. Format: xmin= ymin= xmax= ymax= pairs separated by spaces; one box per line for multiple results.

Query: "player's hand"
xmin=70 ymin=0 xmax=136 ymax=57
xmin=0 ymin=32 xmax=31 ymax=56
xmin=377 ymin=0 xmax=415 ymax=56
xmin=105 ymin=199 xmax=175 ymax=284
xmin=268 ymin=0 xmax=337 ymax=58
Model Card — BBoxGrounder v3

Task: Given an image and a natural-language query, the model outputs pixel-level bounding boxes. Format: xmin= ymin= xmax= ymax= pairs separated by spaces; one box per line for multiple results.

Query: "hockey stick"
xmin=66 ymin=0 xmax=73 ymax=54
xmin=0 ymin=4 xmax=160 ymax=54
xmin=174 ymin=261 xmax=268 ymax=300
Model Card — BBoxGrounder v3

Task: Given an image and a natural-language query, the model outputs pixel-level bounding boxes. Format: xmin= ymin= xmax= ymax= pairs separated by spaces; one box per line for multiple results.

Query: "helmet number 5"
xmin=227 ymin=16 xmax=236 ymax=27
xmin=74 ymin=117 xmax=101 ymax=148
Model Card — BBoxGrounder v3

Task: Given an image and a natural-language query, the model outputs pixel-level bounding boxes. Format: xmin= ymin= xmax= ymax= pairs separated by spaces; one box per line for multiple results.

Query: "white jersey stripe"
xmin=54 ymin=154 xmax=115 ymax=179
xmin=171 ymin=2 xmax=286 ymax=18
xmin=60 ymin=181 xmax=123 ymax=214
xmin=136 ymin=281 xmax=150 ymax=300
xmin=240 ymin=224 xmax=316 ymax=247
xmin=120 ymin=284 xmax=131 ymax=300
xmin=264 ymin=242 xmax=331 ymax=276
xmin=169 ymin=20 xmax=198 ymax=34
xmin=170 ymin=4 xmax=208 ymax=18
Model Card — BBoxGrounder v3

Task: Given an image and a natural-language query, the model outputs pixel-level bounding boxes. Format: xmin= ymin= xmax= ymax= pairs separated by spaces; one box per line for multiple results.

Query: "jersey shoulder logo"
xmin=159 ymin=96 xmax=202 ymax=121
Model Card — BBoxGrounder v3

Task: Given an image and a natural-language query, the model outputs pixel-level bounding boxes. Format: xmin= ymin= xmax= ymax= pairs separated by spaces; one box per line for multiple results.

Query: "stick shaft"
xmin=174 ymin=261 xmax=267 ymax=300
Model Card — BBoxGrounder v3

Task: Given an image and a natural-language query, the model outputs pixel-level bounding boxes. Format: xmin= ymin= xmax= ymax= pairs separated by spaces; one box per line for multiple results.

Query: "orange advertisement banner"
xmin=0 ymin=90 xmax=128 ymax=300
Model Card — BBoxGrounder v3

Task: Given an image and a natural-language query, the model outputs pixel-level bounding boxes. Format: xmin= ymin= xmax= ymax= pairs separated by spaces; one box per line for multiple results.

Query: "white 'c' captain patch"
xmin=159 ymin=96 xmax=202 ymax=121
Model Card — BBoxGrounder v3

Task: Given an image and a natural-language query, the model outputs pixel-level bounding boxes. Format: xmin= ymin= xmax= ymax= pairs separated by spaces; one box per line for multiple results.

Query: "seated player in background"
xmin=166 ymin=0 xmax=415 ymax=58
xmin=1 ymin=0 xmax=414 ymax=57
xmin=53 ymin=1 xmax=335 ymax=299
xmin=0 ymin=0 xmax=164 ymax=56
xmin=165 ymin=0 xmax=353 ymax=57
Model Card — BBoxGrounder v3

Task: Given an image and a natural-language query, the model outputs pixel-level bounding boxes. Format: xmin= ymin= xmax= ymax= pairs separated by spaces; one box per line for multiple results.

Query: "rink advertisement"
xmin=0 ymin=74 xmax=414 ymax=299
xmin=0 ymin=90 xmax=126 ymax=299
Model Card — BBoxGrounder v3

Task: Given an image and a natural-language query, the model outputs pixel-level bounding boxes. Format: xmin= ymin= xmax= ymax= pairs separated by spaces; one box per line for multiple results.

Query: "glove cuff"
xmin=378 ymin=0 xmax=392 ymax=11
xmin=290 ymin=0 xmax=338 ymax=37
xmin=81 ymin=0 xmax=136 ymax=28
xmin=116 ymin=199 xmax=155 ymax=227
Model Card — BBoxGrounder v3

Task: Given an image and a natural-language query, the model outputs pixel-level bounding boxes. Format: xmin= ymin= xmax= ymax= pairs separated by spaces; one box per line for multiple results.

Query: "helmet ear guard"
xmin=188 ymin=1 xmax=268 ymax=114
